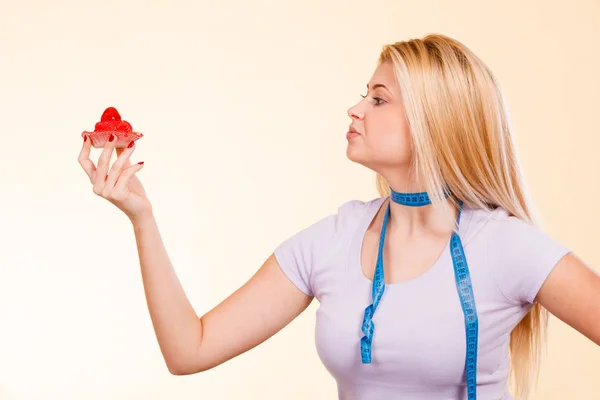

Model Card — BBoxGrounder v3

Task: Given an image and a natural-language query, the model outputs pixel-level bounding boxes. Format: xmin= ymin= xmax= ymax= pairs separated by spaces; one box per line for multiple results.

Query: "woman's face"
xmin=346 ymin=61 xmax=412 ymax=174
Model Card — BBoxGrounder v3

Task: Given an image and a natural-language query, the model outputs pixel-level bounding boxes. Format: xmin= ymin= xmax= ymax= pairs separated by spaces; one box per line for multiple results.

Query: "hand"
xmin=78 ymin=133 xmax=152 ymax=222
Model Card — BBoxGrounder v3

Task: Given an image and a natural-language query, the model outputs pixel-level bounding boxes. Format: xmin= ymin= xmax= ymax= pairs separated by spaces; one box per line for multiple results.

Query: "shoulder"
xmin=273 ymin=197 xmax=386 ymax=296
xmin=455 ymin=205 xmax=504 ymax=248
xmin=335 ymin=197 xmax=386 ymax=226
xmin=289 ymin=196 xmax=385 ymax=243
xmin=470 ymin=206 xmax=571 ymax=304
xmin=461 ymin=205 xmax=539 ymax=245
xmin=481 ymin=208 xmax=560 ymax=257
xmin=275 ymin=196 xmax=385 ymax=248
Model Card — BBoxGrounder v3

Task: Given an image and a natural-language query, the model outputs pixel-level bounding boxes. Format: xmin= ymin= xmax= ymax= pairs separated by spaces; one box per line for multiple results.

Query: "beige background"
xmin=1 ymin=0 xmax=599 ymax=399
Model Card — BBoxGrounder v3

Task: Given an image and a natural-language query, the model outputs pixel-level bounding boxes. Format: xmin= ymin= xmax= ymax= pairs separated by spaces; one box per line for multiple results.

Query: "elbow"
xmin=164 ymin=336 xmax=214 ymax=375
xmin=167 ymin=361 xmax=203 ymax=376
xmin=164 ymin=352 xmax=200 ymax=376
xmin=165 ymin=355 xmax=213 ymax=376
xmin=168 ymin=366 xmax=194 ymax=376
xmin=167 ymin=362 xmax=191 ymax=376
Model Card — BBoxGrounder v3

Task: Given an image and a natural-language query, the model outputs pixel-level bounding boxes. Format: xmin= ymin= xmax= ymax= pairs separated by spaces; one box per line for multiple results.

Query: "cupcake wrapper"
xmin=82 ymin=131 xmax=144 ymax=149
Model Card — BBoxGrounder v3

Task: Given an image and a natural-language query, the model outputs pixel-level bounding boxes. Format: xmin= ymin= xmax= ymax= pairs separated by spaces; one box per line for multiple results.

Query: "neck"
xmin=387 ymin=185 xmax=457 ymax=237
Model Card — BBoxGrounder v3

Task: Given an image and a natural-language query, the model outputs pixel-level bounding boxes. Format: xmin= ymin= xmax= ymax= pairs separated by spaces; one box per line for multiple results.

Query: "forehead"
xmin=368 ymin=62 xmax=399 ymax=91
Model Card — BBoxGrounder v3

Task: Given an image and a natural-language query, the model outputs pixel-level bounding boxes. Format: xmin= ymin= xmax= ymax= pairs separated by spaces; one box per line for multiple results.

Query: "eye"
xmin=360 ymin=94 xmax=385 ymax=106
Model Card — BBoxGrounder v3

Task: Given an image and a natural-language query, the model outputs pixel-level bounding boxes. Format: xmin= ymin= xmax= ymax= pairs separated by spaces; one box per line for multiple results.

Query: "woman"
xmin=77 ymin=34 xmax=600 ymax=399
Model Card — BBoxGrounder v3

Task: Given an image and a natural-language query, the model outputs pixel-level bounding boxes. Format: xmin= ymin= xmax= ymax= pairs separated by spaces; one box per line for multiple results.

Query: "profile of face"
xmin=346 ymin=61 xmax=412 ymax=175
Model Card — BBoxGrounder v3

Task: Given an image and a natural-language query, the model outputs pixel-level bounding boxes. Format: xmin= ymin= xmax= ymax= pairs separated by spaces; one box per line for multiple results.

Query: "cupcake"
xmin=82 ymin=107 xmax=144 ymax=148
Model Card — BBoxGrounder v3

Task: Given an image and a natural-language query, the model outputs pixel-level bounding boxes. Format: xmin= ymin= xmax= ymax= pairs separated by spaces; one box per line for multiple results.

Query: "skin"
xmin=78 ymin=61 xmax=600 ymax=375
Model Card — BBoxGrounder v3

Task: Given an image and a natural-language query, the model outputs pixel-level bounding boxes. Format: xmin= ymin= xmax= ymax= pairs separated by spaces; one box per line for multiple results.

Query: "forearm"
xmin=131 ymin=213 xmax=202 ymax=374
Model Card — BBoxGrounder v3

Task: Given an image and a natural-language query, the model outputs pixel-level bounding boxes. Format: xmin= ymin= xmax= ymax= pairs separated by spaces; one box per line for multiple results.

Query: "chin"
xmin=345 ymin=146 xmax=361 ymax=163
xmin=346 ymin=148 xmax=408 ymax=176
xmin=346 ymin=147 xmax=371 ymax=169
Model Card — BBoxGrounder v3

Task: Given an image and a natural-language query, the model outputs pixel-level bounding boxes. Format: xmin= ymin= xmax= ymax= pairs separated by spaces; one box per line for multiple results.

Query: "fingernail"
xmin=138 ymin=161 xmax=144 ymax=165
xmin=83 ymin=135 xmax=88 ymax=142
xmin=127 ymin=140 xmax=134 ymax=148
xmin=109 ymin=134 xmax=115 ymax=142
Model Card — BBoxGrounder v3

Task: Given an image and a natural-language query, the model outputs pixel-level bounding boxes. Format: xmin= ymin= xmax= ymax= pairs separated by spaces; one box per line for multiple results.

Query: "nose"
xmin=347 ymin=100 xmax=365 ymax=120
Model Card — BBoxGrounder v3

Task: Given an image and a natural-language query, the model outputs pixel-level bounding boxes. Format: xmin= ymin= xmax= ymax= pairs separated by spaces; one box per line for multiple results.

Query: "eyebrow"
xmin=367 ymin=83 xmax=390 ymax=92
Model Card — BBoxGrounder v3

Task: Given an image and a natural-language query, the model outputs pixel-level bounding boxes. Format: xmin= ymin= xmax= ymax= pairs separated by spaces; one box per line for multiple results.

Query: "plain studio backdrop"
xmin=0 ymin=0 xmax=599 ymax=399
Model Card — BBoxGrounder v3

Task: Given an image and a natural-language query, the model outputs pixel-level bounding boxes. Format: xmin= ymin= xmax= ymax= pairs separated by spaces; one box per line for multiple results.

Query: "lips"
xmin=347 ymin=125 xmax=361 ymax=140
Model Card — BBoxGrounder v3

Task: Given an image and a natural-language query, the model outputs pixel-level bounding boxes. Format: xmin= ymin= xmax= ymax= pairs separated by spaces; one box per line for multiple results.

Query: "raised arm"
xmin=78 ymin=134 xmax=313 ymax=376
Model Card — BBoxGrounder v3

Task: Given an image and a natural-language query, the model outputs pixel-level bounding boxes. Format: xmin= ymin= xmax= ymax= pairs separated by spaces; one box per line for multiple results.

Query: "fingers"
xmin=111 ymin=162 xmax=145 ymax=201
xmin=92 ymin=134 xmax=118 ymax=196
xmin=103 ymin=141 xmax=136 ymax=197
xmin=77 ymin=134 xmax=97 ymax=184
xmin=80 ymin=134 xmax=144 ymax=201
xmin=115 ymin=147 xmax=132 ymax=168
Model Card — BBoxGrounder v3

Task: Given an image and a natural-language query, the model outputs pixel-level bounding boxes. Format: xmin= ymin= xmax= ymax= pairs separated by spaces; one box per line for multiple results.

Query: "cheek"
xmin=365 ymin=112 xmax=411 ymax=156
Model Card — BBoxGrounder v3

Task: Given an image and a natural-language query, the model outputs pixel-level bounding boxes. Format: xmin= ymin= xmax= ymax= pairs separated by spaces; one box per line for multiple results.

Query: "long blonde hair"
xmin=376 ymin=34 xmax=545 ymax=399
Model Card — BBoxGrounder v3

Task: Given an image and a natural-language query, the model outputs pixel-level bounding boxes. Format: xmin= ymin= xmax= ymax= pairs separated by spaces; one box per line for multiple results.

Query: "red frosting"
xmin=94 ymin=107 xmax=133 ymax=133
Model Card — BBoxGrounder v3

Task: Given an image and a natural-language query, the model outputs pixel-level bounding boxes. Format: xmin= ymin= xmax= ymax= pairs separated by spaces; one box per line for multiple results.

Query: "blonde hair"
xmin=376 ymin=34 xmax=545 ymax=399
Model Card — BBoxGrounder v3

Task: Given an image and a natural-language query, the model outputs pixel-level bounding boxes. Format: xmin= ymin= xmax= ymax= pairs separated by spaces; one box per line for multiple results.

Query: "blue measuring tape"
xmin=360 ymin=190 xmax=479 ymax=399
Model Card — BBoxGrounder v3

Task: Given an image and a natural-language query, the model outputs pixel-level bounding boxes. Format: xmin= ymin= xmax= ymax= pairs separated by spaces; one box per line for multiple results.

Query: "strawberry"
xmin=100 ymin=107 xmax=122 ymax=122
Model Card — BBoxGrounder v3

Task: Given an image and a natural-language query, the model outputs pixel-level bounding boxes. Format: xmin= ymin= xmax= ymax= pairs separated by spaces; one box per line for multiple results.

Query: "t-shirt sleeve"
xmin=273 ymin=200 xmax=364 ymax=297
xmin=487 ymin=216 xmax=572 ymax=305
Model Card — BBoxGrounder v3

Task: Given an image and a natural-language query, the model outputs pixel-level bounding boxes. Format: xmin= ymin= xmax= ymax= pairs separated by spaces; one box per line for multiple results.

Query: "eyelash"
xmin=360 ymin=94 xmax=385 ymax=106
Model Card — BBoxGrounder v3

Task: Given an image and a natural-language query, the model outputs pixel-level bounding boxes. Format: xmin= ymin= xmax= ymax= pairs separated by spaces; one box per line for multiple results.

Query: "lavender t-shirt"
xmin=274 ymin=197 xmax=571 ymax=400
